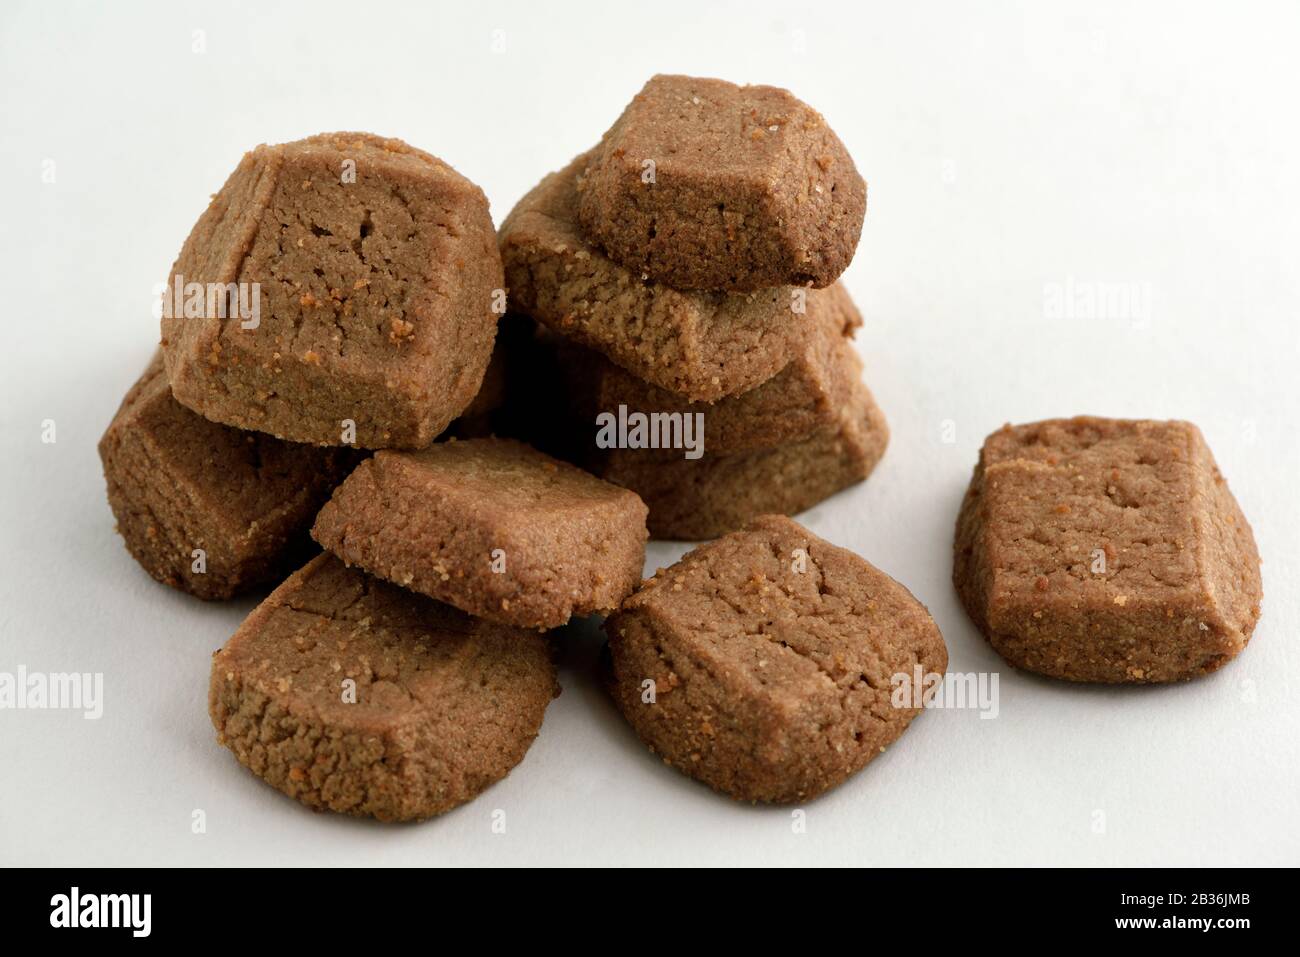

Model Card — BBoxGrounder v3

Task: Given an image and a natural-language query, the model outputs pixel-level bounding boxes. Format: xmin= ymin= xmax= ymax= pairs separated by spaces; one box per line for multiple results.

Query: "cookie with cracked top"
xmin=953 ymin=416 xmax=1262 ymax=683
xmin=576 ymin=74 xmax=866 ymax=292
xmin=604 ymin=515 xmax=947 ymax=803
xmin=209 ymin=554 xmax=558 ymax=822
xmin=161 ymin=132 xmax=502 ymax=449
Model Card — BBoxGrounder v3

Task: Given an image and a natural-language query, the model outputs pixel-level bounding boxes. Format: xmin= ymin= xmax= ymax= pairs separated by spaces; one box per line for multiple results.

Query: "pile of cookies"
xmin=499 ymin=75 xmax=887 ymax=538
xmin=211 ymin=437 xmax=650 ymax=821
xmin=99 ymin=133 xmax=653 ymax=820
xmin=98 ymin=79 xmax=1264 ymax=825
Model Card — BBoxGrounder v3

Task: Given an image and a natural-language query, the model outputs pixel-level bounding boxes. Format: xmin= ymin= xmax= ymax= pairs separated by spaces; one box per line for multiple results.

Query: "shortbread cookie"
xmin=312 ymin=438 xmax=648 ymax=628
xmin=576 ymin=75 xmax=866 ymax=291
xmin=161 ymin=132 xmax=502 ymax=448
xmin=98 ymin=352 xmax=358 ymax=600
xmin=544 ymin=282 xmax=862 ymax=457
xmin=605 ymin=515 xmax=946 ymax=803
xmin=588 ymin=380 xmax=888 ymax=540
xmin=209 ymin=554 xmax=558 ymax=822
xmin=953 ymin=417 xmax=1262 ymax=683
xmin=500 ymin=153 xmax=804 ymax=402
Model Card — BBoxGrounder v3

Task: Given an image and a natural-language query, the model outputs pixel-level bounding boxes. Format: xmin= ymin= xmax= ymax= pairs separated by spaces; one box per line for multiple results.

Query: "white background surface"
xmin=2 ymin=0 xmax=1297 ymax=867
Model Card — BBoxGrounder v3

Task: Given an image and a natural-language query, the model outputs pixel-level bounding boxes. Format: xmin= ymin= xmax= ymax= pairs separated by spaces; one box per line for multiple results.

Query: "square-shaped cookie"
xmin=605 ymin=515 xmax=947 ymax=803
xmin=576 ymin=74 xmax=866 ymax=291
xmin=161 ymin=132 xmax=502 ymax=449
xmin=98 ymin=352 xmax=359 ymax=599
xmin=312 ymin=437 xmax=648 ymax=628
xmin=541 ymin=282 xmax=862 ymax=457
xmin=587 ymin=378 xmax=888 ymax=540
xmin=499 ymin=153 xmax=804 ymax=403
xmin=210 ymin=554 xmax=557 ymax=821
xmin=953 ymin=417 xmax=1262 ymax=683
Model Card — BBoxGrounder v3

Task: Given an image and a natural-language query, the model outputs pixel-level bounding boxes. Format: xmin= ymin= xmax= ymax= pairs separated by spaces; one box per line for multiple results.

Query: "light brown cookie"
xmin=954 ymin=417 xmax=1262 ymax=683
xmin=312 ymin=438 xmax=648 ymax=628
xmin=541 ymin=282 xmax=863 ymax=457
xmin=98 ymin=352 xmax=358 ymax=600
xmin=605 ymin=515 xmax=947 ymax=803
xmin=499 ymin=152 xmax=804 ymax=403
xmin=209 ymin=554 xmax=558 ymax=822
xmin=587 ymin=377 xmax=888 ymax=540
xmin=161 ymin=132 xmax=502 ymax=449
xmin=576 ymin=75 xmax=866 ymax=291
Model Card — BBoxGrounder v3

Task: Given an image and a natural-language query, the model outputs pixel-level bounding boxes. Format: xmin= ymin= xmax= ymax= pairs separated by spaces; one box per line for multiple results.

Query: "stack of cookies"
xmin=98 ymin=132 xmax=650 ymax=821
xmin=500 ymin=75 xmax=887 ymax=539
xmin=100 ymin=133 xmax=506 ymax=599
xmin=95 ymin=87 xmax=1266 ymax=824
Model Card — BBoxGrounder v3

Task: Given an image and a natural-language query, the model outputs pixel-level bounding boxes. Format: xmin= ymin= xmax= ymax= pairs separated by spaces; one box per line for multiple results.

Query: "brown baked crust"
xmin=209 ymin=554 xmax=558 ymax=822
xmin=576 ymin=75 xmax=866 ymax=292
xmin=97 ymin=352 xmax=358 ymax=599
xmin=311 ymin=438 xmax=648 ymax=628
xmin=953 ymin=417 xmax=1263 ymax=683
xmin=605 ymin=515 xmax=946 ymax=803
xmin=499 ymin=152 xmax=803 ymax=403
xmin=588 ymin=376 xmax=888 ymax=540
xmin=160 ymin=132 xmax=502 ymax=449
xmin=541 ymin=283 xmax=863 ymax=457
